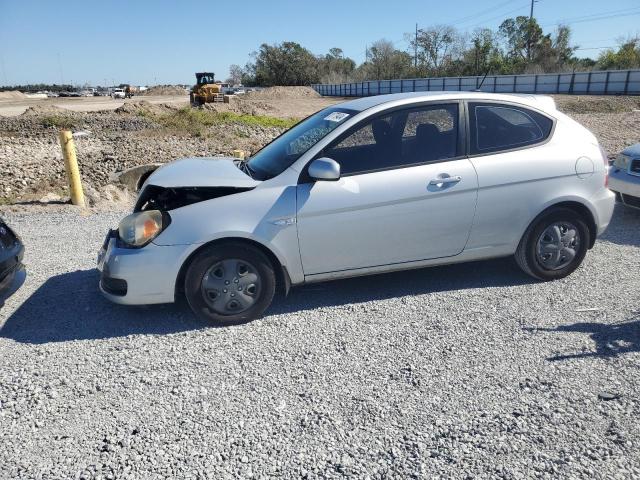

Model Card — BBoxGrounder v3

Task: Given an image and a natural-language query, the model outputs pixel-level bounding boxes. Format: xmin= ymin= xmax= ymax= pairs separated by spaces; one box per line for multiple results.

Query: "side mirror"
xmin=308 ymin=157 xmax=341 ymax=181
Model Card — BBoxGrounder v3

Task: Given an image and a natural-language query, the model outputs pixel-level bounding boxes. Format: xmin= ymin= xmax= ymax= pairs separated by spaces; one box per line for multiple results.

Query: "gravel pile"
xmin=243 ymin=86 xmax=321 ymax=100
xmin=570 ymin=112 xmax=640 ymax=156
xmin=0 ymin=108 xmax=285 ymax=202
xmin=0 ymin=90 xmax=27 ymax=100
xmin=554 ymin=95 xmax=640 ymax=114
xmin=139 ymin=86 xmax=188 ymax=96
xmin=0 ymin=205 xmax=638 ymax=478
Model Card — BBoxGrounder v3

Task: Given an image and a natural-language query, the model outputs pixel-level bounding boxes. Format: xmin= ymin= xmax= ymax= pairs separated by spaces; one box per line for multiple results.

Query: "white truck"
xmin=112 ymin=88 xmax=126 ymax=99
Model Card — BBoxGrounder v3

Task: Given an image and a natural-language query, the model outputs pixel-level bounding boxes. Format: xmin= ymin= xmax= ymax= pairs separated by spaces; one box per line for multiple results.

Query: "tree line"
xmin=228 ymin=16 xmax=640 ymax=86
xmin=0 ymin=83 xmax=76 ymax=93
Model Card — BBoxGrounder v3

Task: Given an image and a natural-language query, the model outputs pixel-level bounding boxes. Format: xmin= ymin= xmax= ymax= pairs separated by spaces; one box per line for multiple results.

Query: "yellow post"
xmin=58 ymin=129 xmax=85 ymax=207
xmin=232 ymin=149 xmax=246 ymax=160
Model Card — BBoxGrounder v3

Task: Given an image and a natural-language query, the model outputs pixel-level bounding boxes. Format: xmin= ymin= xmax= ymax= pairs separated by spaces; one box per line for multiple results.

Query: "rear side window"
xmin=469 ymin=103 xmax=553 ymax=155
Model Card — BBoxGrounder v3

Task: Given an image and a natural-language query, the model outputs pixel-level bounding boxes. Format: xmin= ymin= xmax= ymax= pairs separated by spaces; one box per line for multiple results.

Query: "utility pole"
xmin=414 ymin=23 xmax=418 ymax=69
xmin=527 ymin=0 xmax=537 ymax=62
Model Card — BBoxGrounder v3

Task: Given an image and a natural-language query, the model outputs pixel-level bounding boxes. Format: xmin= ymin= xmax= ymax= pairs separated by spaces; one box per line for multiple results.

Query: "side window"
xmin=323 ymin=104 xmax=459 ymax=175
xmin=402 ymin=108 xmax=455 ymax=137
xmin=401 ymin=106 xmax=458 ymax=164
xmin=469 ymin=102 xmax=553 ymax=155
xmin=331 ymin=115 xmax=390 ymax=151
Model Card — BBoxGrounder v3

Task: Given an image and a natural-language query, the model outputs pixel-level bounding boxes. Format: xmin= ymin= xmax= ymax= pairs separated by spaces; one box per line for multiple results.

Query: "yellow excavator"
xmin=190 ymin=72 xmax=224 ymax=106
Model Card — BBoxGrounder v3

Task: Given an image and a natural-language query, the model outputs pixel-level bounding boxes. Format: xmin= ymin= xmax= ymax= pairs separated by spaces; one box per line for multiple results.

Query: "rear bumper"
xmin=591 ymin=187 xmax=616 ymax=237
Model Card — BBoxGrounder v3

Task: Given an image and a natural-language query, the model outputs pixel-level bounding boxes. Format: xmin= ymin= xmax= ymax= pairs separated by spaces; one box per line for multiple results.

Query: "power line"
xmin=445 ymin=0 xmax=517 ymax=27
xmin=464 ymin=2 xmax=531 ymax=29
xmin=549 ymin=11 xmax=640 ymax=27
xmin=541 ymin=7 xmax=640 ymax=27
xmin=358 ymin=0 xmax=524 ymax=61
xmin=578 ymin=37 xmax=625 ymax=45
xmin=541 ymin=6 xmax=640 ymax=24
xmin=574 ymin=46 xmax=616 ymax=51
xmin=353 ymin=5 xmax=638 ymax=63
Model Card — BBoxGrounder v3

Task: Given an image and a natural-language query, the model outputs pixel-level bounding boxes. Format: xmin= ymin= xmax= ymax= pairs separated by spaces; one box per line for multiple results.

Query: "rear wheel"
xmin=184 ymin=243 xmax=276 ymax=325
xmin=515 ymin=208 xmax=589 ymax=281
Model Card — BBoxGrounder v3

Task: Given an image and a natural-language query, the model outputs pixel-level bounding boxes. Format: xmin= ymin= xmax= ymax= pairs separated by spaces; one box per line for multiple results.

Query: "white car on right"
xmin=609 ymin=143 xmax=640 ymax=209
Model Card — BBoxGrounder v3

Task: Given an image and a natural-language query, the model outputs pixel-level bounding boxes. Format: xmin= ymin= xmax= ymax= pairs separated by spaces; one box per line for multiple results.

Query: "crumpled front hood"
xmin=146 ymin=157 xmax=260 ymax=189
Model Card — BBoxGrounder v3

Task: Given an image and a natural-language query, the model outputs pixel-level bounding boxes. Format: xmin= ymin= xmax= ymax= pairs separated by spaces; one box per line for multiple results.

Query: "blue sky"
xmin=1 ymin=0 xmax=639 ymax=86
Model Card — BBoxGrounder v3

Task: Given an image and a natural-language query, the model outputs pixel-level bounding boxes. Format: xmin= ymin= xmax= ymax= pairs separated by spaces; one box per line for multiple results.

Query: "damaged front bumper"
xmin=97 ymin=229 xmax=197 ymax=305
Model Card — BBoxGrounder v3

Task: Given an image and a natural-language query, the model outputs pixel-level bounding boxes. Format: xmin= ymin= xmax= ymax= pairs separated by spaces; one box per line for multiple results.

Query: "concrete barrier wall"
xmin=312 ymin=70 xmax=640 ymax=97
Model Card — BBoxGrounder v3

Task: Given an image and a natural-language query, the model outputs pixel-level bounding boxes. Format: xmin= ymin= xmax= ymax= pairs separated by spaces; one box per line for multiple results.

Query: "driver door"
xmin=295 ymin=102 xmax=478 ymax=276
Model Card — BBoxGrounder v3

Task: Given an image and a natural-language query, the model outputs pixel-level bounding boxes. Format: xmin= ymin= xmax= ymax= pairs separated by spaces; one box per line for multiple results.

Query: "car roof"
xmin=339 ymin=91 xmax=557 ymax=114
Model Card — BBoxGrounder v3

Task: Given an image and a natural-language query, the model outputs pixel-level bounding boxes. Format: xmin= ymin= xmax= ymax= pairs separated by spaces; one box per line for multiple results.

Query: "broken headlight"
xmin=613 ymin=154 xmax=631 ymax=170
xmin=118 ymin=210 xmax=169 ymax=248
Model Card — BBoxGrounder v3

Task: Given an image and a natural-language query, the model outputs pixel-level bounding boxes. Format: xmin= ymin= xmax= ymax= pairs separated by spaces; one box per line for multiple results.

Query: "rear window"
xmin=469 ymin=103 xmax=554 ymax=155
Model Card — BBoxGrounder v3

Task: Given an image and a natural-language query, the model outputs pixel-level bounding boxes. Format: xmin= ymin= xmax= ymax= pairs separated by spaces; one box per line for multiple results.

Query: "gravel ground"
xmin=0 ymin=204 xmax=639 ymax=479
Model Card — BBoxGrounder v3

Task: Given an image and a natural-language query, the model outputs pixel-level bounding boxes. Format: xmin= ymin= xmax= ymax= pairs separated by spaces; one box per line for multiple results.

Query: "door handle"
xmin=429 ymin=175 xmax=462 ymax=186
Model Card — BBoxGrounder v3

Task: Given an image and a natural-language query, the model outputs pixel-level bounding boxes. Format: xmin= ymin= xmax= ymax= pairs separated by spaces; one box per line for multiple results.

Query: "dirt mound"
xmin=201 ymin=99 xmax=276 ymax=117
xmin=0 ymin=90 xmax=27 ymax=100
xmin=243 ymin=86 xmax=320 ymax=100
xmin=139 ymin=86 xmax=188 ymax=96
xmin=114 ymin=101 xmax=177 ymax=115
xmin=234 ymin=101 xmax=277 ymax=116
xmin=21 ymin=104 xmax=68 ymax=116
xmin=554 ymin=95 xmax=640 ymax=114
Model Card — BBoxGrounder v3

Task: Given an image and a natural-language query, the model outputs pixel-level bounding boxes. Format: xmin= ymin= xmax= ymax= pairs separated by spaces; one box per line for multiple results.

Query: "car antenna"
xmin=474 ymin=67 xmax=491 ymax=92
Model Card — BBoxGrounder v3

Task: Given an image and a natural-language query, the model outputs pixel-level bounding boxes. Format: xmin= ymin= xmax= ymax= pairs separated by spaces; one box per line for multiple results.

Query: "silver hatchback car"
xmin=98 ymin=92 xmax=614 ymax=324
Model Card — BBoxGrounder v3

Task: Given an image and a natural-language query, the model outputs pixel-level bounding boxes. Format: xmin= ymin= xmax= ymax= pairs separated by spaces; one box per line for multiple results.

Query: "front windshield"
xmin=246 ymin=107 xmax=356 ymax=180
xmin=198 ymin=74 xmax=215 ymax=84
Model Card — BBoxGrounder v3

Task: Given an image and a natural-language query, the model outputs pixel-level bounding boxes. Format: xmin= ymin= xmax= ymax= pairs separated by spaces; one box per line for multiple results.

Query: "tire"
xmin=184 ymin=243 xmax=276 ymax=325
xmin=515 ymin=207 xmax=590 ymax=281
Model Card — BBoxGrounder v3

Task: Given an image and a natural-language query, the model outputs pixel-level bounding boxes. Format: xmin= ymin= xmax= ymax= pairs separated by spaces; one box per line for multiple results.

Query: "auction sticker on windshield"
xmin=324 ymin=112 xmax=350 ymax=122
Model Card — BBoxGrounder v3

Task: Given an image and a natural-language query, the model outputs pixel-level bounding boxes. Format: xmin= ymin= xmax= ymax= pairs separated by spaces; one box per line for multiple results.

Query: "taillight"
xmin=599 ymin=145 xmax=609 ymax=187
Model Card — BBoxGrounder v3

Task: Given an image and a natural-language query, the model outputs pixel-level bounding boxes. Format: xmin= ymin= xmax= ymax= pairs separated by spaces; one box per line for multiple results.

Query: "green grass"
xmin=152 ymin=107 xmax=298 ymax=137
xmin=40 ymin=114 xmax=77 ymax=129
xmin=0 ymin=195 xmax=16 ymax=205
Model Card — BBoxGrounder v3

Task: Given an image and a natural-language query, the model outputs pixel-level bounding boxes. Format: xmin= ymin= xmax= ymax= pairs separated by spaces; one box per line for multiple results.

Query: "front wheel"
xmin=515 ymin=208 xmax=590 ymax=281
xmin=184 ymin=243 xmax=276 ymax=325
